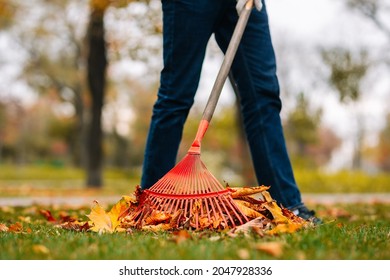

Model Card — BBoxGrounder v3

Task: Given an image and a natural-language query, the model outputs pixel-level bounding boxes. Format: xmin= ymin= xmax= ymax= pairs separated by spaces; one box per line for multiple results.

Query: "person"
xmin=140 ymin=0 xmax=321 ymax=224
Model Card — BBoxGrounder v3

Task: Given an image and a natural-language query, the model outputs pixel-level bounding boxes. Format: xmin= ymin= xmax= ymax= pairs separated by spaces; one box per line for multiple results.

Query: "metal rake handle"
xmin=188 ymin=0 xmax=254 ymax=154
xmin=202 ymin=0 xmax=253 ymax=122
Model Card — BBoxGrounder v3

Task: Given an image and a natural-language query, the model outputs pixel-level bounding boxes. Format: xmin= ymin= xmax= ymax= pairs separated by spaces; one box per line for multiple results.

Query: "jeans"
xmin=141 ymin=0 xmax=303 ymax=209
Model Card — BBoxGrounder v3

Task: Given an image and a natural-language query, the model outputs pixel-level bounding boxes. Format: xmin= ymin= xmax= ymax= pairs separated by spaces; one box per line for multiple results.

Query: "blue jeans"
xmin=141 ymin=0 xmax=302 ymax=208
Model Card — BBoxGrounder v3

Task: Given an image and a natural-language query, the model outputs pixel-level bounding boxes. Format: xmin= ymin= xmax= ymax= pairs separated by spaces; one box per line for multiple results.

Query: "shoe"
xmin=290 ymin=205 xmax=322 ymax=225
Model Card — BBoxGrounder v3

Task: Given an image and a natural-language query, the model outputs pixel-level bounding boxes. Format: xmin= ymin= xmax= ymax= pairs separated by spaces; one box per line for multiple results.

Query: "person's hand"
xmin=236 ymin=0 xmax=262 ymax=14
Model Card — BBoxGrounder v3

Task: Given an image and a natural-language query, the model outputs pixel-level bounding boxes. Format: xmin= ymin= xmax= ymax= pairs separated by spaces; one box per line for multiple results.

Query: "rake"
xmin=140 ymin=1 xmax=256 ymax=229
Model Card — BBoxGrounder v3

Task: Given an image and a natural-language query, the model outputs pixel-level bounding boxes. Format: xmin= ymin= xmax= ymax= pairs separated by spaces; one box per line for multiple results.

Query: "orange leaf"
xmin=237 ymin=249 xmax=250 ymax=259
xmin=8 ymin=222 xmax=23 ymax=233
xmin=144 ymin=210 xmax=171 ymax=225
xmin=255 ymin=241 xmax=284 ymax=257
xmin=172 ymin=230 xmax=192 ymax=244
xmin=0 ymin=223 xmax=9 ymax=232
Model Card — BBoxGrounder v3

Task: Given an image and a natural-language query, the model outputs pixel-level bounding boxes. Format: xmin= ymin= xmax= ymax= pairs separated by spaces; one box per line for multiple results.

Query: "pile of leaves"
xmin=36 ymin=185 xmax=310 ymax=236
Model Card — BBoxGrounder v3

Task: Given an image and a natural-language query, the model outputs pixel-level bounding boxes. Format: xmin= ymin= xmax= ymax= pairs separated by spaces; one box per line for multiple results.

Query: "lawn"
xmin=0 ymin=165 xmax=389 ymax=260
xmin=1 ymin=202 xmax=389 ymax=260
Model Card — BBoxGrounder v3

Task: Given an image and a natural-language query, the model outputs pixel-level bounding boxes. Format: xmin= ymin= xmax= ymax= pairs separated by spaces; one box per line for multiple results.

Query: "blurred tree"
xmin=0 ymin=0 xmax=17 ymax=29
xmin=85 ymin=0 xmax=109 ymax=187
xmin=374 ymin=113 xmax=390 ymax=171
xmin=346 ymin=0 xmax=390 ymax=40
xmin=322 ymin=47 xmax=370 ymax=169
xmin=284 ymin=93 xmax=321 ymax=162
xmin=84 ymin=0 xmax=149 ymax=187
xmin=13 ymin=0 xmax=89 ymax=167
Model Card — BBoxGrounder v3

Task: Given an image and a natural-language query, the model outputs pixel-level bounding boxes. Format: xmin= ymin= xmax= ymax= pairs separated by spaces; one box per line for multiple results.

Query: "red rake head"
xmin=142 ymin=154 xmax=248 ymax=229
xmin=138 ymin=120 xmax=248 ymax=229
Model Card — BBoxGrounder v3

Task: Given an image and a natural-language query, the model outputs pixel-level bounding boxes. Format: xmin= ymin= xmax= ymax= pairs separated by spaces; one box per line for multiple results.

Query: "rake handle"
xmin=188 ymin=0 xmax=254 ymax=154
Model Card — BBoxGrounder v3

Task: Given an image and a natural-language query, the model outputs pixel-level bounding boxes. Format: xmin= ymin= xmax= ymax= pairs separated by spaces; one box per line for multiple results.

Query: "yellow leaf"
xmin=87 ymin=201 xmax=114 ymax=233
xmin=234 ymin=200 xmax=266 ymax=219
xmin=108 ymin=196 xmax=134 ymax=228
xmin=32 ymin=245 xmax=50 ymax=255
xmin=263 ymin=200 xmax=289 ymax=224
xmin=267 ymin=223 xmax=303 ymax=235
xmin=142 ymin=223 xmax=173 ymax=232
xmin=255 ymin=241 xmax=284 ymax=257
xmin=228 ymin=186 xmax=270 ymax=198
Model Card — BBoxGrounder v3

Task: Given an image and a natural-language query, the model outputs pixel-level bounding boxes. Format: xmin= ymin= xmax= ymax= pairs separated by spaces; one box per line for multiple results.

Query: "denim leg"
xmin=214 ymin=3 xmax=302 ymax=208
xmin=141 ymin=0 xmax=224 ymax=189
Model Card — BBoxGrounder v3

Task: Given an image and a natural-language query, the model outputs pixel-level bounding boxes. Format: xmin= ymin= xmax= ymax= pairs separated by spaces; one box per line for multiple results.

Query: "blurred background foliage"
xmin=0 ymin=0 xmax=390 ymax=190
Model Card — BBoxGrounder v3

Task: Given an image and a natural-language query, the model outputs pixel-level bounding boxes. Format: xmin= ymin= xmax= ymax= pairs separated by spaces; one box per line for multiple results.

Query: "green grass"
xmin=293 ymin=168 xmax=390 ymax=193
xmin=0 ymin=164 xmax=139 ymax=197
xmin=1 ymin=165 xmax=390 ymax=198
xmin=1 ymin=203 xmax=389 ymax=260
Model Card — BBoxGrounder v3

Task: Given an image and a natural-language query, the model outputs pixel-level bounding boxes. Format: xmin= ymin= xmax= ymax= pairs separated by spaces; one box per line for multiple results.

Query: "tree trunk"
xmin=85 ymin=9 xmax=107 ymax=188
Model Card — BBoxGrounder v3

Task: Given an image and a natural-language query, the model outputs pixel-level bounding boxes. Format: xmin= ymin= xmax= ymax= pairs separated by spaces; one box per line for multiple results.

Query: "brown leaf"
xmin=228 ymin=217 xmax=269 ymax=236
xmin=255 ymin=241 xmax=284 ymax=257
xmin=59 ymin=221 xmax=91 ymax=232
xmin=58 ymin=211 xmax=76 ymax=223
xmin=0 ymin=223 xmax=9 ymax=232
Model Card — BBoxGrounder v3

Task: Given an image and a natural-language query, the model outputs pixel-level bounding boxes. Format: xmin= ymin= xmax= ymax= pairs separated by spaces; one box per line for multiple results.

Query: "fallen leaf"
xmin=59 ymin=221 xmax=91 ymax=232
xmin=109 ymin=196 xmax=135 ymax=221
xmin=32 ymin=244 xmax=50 ymax=255
xmin=142 ymin=223 xmax=173 ymax=232
xmin=171 ymin=230 xmax=192 ymax=244
xmin=235 ymin=200 xmax=266 ymax=219
xmin=87 ymin=201 xmax=115 ymax=233
xmin=209 ymin=235 xmax=221 ymax=242
xmin=255 ymin=241 xmax=284 ymax=257
xmin=267 ymin=223 xmax=303 ymax=235
xmin=0 ymin=223 xmax=9 ymax=232
xmin=8 ymin=222 xmax=23 ymax=233
xmin=228 ymin=217 xmax=269 ymax=236
xmin=263 ymin=200 xmax=289 ymax=224
xmin=39 ymin=209 xmax=56 ymax=222
xmin=18 ymin=216 xmax=31 ymax=223
xmin=237 ymin=249 xmax=250 ymax=259
xmin=228 ymin=185 xmax=270 ymax=198
xmin=144 ymin=210 xmax=171 ymax=225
